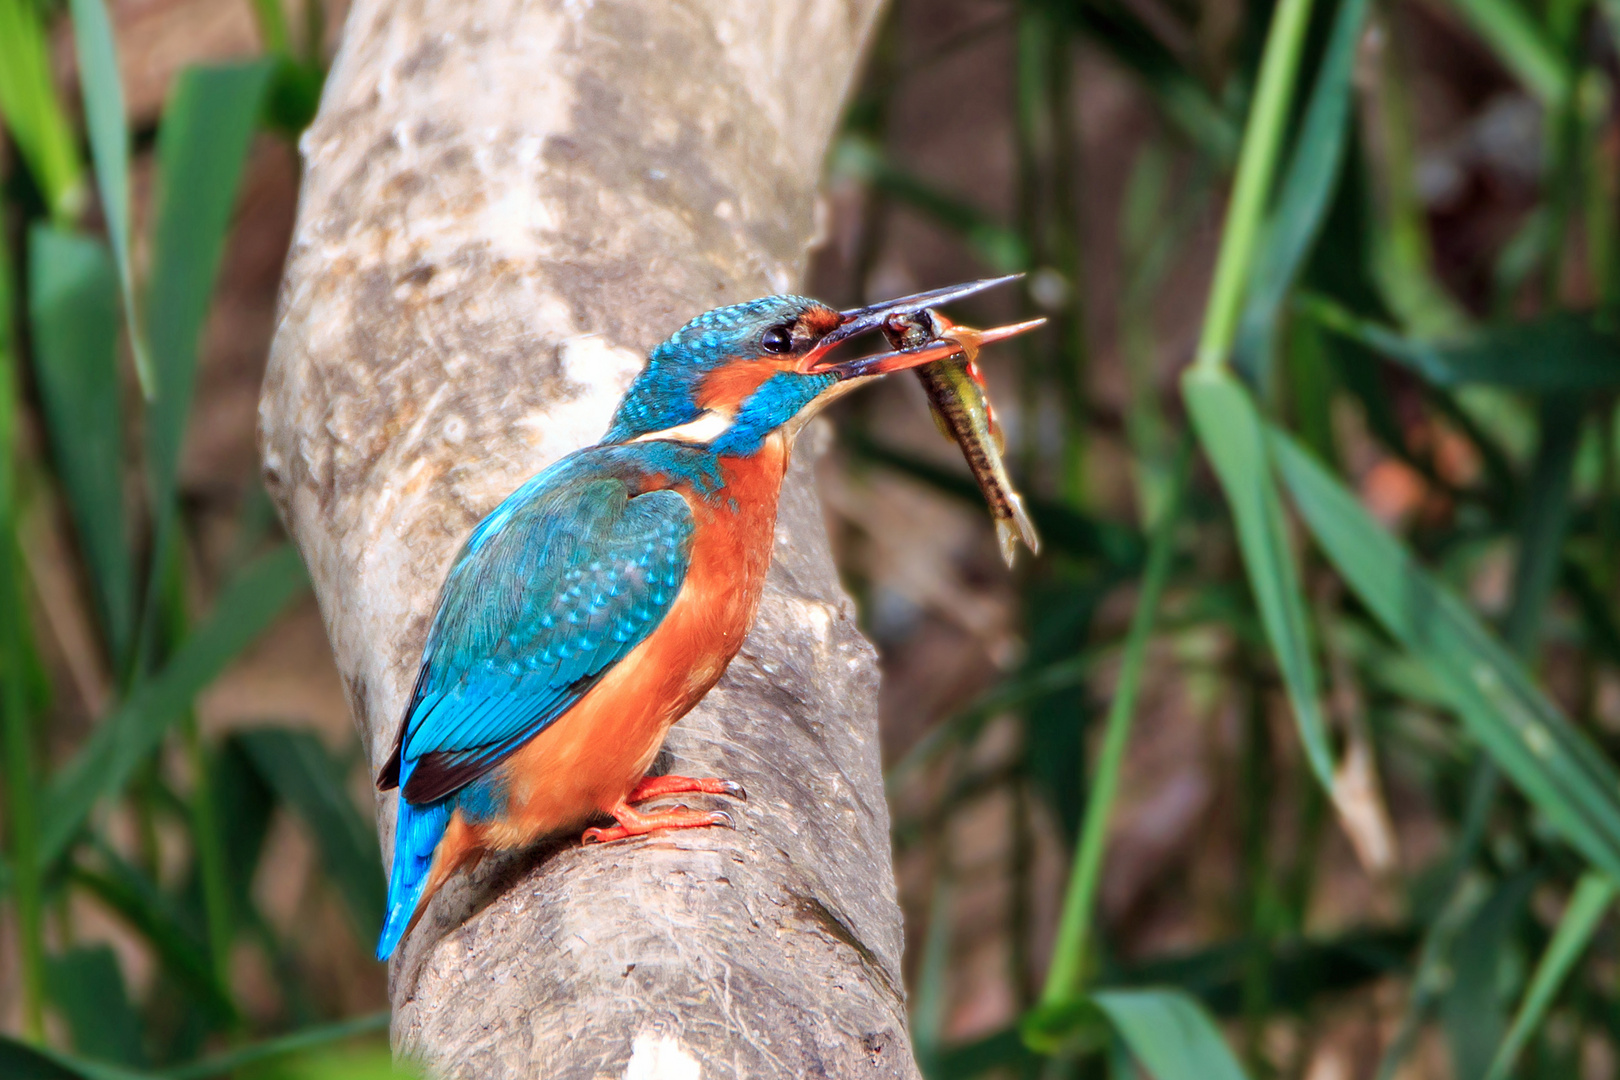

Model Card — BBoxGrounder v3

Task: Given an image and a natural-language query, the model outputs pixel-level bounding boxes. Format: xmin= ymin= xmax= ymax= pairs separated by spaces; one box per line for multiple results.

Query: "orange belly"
xmin=462 ymin=432 xmax=790 ymax=851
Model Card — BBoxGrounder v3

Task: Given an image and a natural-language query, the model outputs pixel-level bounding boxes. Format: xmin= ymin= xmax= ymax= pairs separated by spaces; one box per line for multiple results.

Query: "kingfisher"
xmin=374 ymin=276 xmax=1039 ymax=960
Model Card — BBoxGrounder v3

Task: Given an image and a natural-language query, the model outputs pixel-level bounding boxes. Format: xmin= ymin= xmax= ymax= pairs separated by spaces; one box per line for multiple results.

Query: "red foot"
xmin=627 ymin=774 xmax=747 ymax=804
xmin=581 ymin=801 xmax=735 ymax=845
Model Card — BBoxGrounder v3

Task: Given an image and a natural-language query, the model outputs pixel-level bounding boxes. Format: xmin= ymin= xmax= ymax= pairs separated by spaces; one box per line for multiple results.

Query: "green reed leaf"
xmin=67 ymin=0 xmax=151 ymax=396
xmin=0 ymin=0 xmax=86 ymax=221
xmin=1092 ymin=988 xmax=1251 ymax=1080
xmin=1270 ymin=429 xmax=1620 ymax=879
xmin=42 ymin=546 xmax=307 ymax=864
xmin=1187 ymin=371 xmax=1334 ymax=790
xmin=27 ymin=226 xmax=136 ymax=665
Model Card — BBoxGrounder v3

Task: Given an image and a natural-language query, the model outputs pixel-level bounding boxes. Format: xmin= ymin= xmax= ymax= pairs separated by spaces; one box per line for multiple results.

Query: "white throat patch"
xmin=630 ymin=409 xmax=735 ymax=445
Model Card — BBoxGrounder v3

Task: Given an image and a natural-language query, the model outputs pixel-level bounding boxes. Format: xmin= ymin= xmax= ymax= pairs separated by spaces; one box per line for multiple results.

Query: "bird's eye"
xmin=761 ymin=325 xmax=794 ymax=354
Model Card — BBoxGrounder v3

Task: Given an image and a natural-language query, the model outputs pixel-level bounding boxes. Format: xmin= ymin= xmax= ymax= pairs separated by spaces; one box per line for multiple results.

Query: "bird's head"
xmin=603 ymin=277 xmax=1040 ymax=456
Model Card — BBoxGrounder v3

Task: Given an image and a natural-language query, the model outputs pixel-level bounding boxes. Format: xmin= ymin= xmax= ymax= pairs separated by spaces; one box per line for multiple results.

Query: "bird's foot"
xmin=580 ymin=801 xmax=735 ymax=845
xmin=626 ymin=774 xmax=747 ymax=804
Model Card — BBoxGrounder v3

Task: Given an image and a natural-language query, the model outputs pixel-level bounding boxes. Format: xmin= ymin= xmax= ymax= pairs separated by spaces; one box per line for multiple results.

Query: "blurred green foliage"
xmin=0 ymin=0 xmax=399 ymax=1076
xmin=842 ymin=0 xmax=1620 ymax=1076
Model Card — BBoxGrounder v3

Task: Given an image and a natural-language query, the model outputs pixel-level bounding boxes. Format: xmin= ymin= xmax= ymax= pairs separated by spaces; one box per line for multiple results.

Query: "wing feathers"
xmin=385 ymin=470 xmax=694 ymax=804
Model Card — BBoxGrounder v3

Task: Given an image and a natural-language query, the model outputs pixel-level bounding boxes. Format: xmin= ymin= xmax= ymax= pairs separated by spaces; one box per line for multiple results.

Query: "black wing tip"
xmin=401 ymin=753 xmax=485 ymax=804
xmin=376 ymin=748 xmax=401 ymax=791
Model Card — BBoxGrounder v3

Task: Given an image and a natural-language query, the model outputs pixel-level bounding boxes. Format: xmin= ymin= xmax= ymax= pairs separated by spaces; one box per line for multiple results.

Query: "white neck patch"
xmin=631 ymin=408 xmax=735 ymax=445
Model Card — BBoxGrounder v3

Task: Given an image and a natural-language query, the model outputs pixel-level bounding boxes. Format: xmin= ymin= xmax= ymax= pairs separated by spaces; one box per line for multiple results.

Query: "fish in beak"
xmin=799 ymin=275 xmax=1044 ymax=380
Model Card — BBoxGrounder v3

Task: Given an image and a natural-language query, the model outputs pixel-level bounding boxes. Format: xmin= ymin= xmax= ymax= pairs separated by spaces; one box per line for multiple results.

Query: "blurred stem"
xmin=1011 ymin=777 xmax=1036 ymax=1007
xmin=1015 ymin=2 xmax=1089 ymax=501
xmin=1368 ymin=7 xmax=1467 ymax=336
xmin=1484 ymin=871 xmax=1618 ymax=1080
xmin=250 ymin=0 xmax=292 ymax=56
xmin=184 ymin=713 xmax=234 ymax=999
xmin=161 ymin=1011 xmax=392 ymax=1080
xmin=1192 ymin=0 xmax=1318 ymax=373
xmin=1444 ymin=0 xmax=1569 ymax=104
xmin=1040 ymin=438 xmax=1190 ymax=1005
xmin=0 ymin=246 xmax=45 ymax=1042
xmin=0 ymin=0 xmax=87 ymax=223
xmin=302 ymin=0 xmax=326 ymax=68
xmin=1051 ymin=44 xmax=1088 ymax=506
xmin=162 ymin=547 xmax=235 ymax=1005
xmin=1375 ymin=874 xmax=1492 ymax=1080
xmin=910 ymin=877 xmax=955 ymax=1071
xmin=1238 ymin=644 xmax=1280 ymax=1074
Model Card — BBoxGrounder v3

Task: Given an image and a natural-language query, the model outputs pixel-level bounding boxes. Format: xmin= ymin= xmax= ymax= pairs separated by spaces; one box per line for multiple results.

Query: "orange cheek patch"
xmin=697 ymin=361 xmax=778 ymax=412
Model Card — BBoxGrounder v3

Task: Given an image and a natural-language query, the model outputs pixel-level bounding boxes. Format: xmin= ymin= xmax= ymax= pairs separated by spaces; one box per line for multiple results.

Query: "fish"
xmin=883 ymin=308 xmax=1041 ymax=567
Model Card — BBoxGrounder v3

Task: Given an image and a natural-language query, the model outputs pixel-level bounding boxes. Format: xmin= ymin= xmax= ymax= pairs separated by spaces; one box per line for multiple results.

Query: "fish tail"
xmin=994 ymin=518 xmax=1019 ymax=568
xmin=1009 ymin=491 xmax=1040 ymax=554
xmin=376 ymin=791 xmax=453 ymax=961
xmin=994 ymin=493 xmax=1040 ymax=567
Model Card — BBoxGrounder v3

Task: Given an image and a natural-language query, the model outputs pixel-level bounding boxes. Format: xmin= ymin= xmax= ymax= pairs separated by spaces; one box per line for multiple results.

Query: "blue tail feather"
xmin=376 ymin=790 xmax=453 ymax=961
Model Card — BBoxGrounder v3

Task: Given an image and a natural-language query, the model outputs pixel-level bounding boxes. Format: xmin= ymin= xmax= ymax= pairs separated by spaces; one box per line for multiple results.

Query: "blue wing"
xmin=379 ymin=459 xmax=695 ymax=805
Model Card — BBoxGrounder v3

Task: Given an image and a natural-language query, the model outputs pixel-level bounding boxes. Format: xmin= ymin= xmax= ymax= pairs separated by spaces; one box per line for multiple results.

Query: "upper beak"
xmin=801 ymin=274 xmax=1043 ymax=377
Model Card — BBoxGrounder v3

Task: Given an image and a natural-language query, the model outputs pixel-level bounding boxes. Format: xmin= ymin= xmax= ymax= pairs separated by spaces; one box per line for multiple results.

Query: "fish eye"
xmin=760 ymin=324 xmax=794 ymax=354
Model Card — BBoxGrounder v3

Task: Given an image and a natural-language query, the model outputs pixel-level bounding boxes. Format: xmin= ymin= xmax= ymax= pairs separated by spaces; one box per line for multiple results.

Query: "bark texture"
xmin=258 ymin=1 xmax=916 ymax=1077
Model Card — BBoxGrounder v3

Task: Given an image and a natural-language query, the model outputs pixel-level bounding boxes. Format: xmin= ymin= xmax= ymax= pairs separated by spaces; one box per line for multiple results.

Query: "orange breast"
xmin=471 ymin=433 xmax=791 ymax=849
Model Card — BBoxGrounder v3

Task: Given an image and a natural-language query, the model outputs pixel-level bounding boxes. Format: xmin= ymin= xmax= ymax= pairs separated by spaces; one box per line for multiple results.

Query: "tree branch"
xmin=259 ymin=0 xmax=916 ymax=1075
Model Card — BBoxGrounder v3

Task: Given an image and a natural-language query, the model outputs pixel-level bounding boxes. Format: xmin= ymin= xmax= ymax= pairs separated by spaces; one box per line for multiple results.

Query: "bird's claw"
xmin=579 ymin=807 xmax=735 ymax=846
xmin=625 ymin=773 xmax=748 ymax=804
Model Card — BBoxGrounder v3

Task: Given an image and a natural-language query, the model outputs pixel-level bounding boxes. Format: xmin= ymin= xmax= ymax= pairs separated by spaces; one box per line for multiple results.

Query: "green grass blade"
xmin=66 ymin=0 xmax=151 ymax=397
xmin=1269 ymin=429 xmax=1620 ymax=879
xmin=237 ymin=729 xmax=386 ymax=939
xmin=1442 ymin=0 xmax=1569 ymax=104
xmin=1091 ymin=988 xmax=1251 ymax=1080
xmin=1439 ymin=871 xmax=1539 ymax=1080
xmin=1300 ymin=295 xmax=1620 ymax=391
xmin=0 ymin=204 xmax=45 ymax=1042
xmin=0 ymin=0 xmax=86 ymax=222
xmin=1504 ymin=396 xmax=1583 ymax=651
xmin=1042 ymin=440 xmax=1190 ymax=1005
xmin=27 ymin=225 xmax=136 ymax=665
xmin=181 ymin=714 xmax=233 ymax=993
xmin=41 ymin=546 xmax=307 ymax=865
xmin=1187 ymin=371 xmax=1334 ymax=789
xmin=249 ymin=0 xmax=292 ymax=55
xmin=142 ymin=59 xmax=273 ymax=639
xmin=1234 ymin=0 xmax=1371 ymax=388
xmin=44 ymin=946 xmax=146 ymax=1066
xmin=910 ymin=880 xmax=953 ymax=1070
xmin=1375 ymin=874 xmax=1491 ymax=1080
xmin=1191 ymin=0 xmax=1319 ymax=372
xmin=1484 ymin=871 xmax=1618 ymax=1080
xmin=211 ymin=736 xmax=275 ymax=916
xmin=160 ymin=1012 xmax=391 ymax=1080
xmin=0 ymin=1037 xmax=148 ymax=1080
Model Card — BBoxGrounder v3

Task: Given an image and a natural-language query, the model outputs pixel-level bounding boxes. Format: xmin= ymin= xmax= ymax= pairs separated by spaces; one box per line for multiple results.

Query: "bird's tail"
xmin=376 ymin=793 xmax=452 ymax=961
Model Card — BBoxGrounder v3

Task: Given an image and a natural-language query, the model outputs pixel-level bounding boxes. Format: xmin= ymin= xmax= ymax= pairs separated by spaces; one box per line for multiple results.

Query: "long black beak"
xmin=802 ymin=274 xmax=1041 ymax=378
